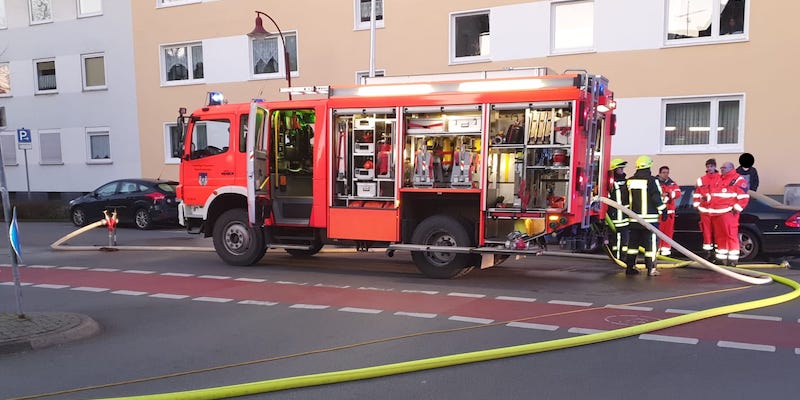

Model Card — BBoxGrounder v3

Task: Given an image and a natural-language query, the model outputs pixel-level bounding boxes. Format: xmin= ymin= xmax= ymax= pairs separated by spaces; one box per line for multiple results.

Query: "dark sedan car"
xmin=672 ymin=185 xmax=800 ymax=261
xmin=69 ymin=178 xmax=179 ymax=229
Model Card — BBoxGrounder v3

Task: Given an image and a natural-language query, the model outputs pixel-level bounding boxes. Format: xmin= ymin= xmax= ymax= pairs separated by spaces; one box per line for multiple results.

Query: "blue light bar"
xmin=208 ymin=92 xmax=225 ymax=106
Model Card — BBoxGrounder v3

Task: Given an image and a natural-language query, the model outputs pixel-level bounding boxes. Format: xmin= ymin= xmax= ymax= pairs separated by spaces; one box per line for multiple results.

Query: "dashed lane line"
xmin=198 ymin=275 xmax=231 ymax=280
xmin=665 ymin=308 xmax=698 ymax=314
xmin=90 ymin=268 xmax=120 ymax=272
xmin=290 ymin=304 xmax=330 ymax=310
xmin=568 ymin=327 xmax=607 ymax=335
xmin=193 ymin=297 xmax=234 ymax=303
xmin=506 ymin=322 xmax=559 ymax=331
xmin=727 ymin=313 xmax=782 ymax=322
xmin=339 ymin=307 xmax=383 ymax=314
xmin=401 ymin=290 xmax=438 ymax=295
xmin=549 ymin=300 xmax=593 ymax=307
xmin=238 ymin=300 xmax=278 ymax=306
xmin=447 ymin=292 xmax=486 ymax=298
xmin=58 ymin=266 xmax=89 ymax=270
xmin=32 ymin=284 xmax=69 ymax=289
xmin=276 ymin=281 xmax=307 ymax=286
xmin=123 ymin=270 xmax=157 ymax=275
xmin=449 ymin=316 xmax=494 ymax=325
xmin=111 ymin=290 xmax=147 ymax=296
xmin=605 ymin=305 xmax=654 ymax=311
xmin=717 ymin=341 xmax=776 ymax=352
xmin=70 ymin=287 xmax=110 ymax=293
xmin=236 ymin=278 xmax=268 ymax=283
xmin=639 ymin=334 xmax=699 ymax=345
xmin=149 ymin=293 xmax=190 ymax=300
xmin=394 ymin=312 xmax=437 ymax=319
xmin=162 ymin=272 xmax=194 ymax=277
xmin=496 ymin=296 xmax=537 ymax=303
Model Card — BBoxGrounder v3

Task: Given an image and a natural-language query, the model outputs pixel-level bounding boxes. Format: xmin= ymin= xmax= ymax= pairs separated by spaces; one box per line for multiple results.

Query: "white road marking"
xmin=727 ymin=313 xmax=782 ymax=322
xmin=339 ymin=307 xmax=383 ymax=314
xmin=506 ymin=322 xmax=559 ymax=331
xmin=549 ymin=300 xmax=593 ymax=307
xmin=394 ymin=311 xmax=437 ymax=319
xmin=665 ymin=309 xmax=697 ymax=314
xmin=235 ymin=278 xmax=267 ymax=283
xmin=58 ymin=266 xmax=88 ymax=270
xmin=90 ymin=268 xmax=120 ymax=272
xmin=605 ymin=305 xmax=653 ymax=311
xmin=401 ymin=290 xmax=438 ymax=295
xmin=314 ymin=283 xmax=350 ymax=288
xmin=71 ymin=287 xmax=110 ymax=293
xmin=161 ymin=272 xmax=194 ymax=277
xmin=447 ymin=292 xmax=486 ymax=298
xmin=123 ymin=270 xmax=156 ymax=274
xmin=32 ymin=284 xmax=69 ymax=289
xmin=449 ymin=316 xmax=493 ymax=324
xmin=639 ymin=334 xmax=699 ymax=345
xmin=193 ymin=297 xmax=233 ymax=303
xmin=198 ymin=275 xmax=231 ymax=280
xmin=496 ymin=296 xmax=537 ymax=303
xmin=568 ymin=327 xmax=607 ymax=335
xmin=276 ymin=281 xmax=307 ymax=286
xmin=717 ymin=341 xmax=776 ymax=352
xmin=238 ymin=300 xmax=278 ymax=306
xmin=149 ymin=293 xmax=189 ymax=299
xmin=358 ymin=287 xmax=393 ymax=291
xmin=111 ymin=290 xmax=147 ymax=296
xmin=290 ymin=304 xmax=330 ymax=310
xmin=25 ymin=265 xmax=56 ymax=269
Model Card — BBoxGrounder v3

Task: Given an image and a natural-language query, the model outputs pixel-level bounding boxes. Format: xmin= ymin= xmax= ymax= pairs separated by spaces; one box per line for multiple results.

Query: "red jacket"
xmin=707 ymin=170 xmax=749 ymax=214
xmin=659 ymin=178 xmax=681 ymax=213
xmin=694 ymin=172 xmax=719 ymax=214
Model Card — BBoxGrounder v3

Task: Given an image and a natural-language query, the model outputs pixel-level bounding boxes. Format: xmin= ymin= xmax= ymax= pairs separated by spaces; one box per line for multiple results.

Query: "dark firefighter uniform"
xmin=624 ymin=156 xmax=666 ymax=276
xmin=607 ymin=158 xmax=630 ymax=260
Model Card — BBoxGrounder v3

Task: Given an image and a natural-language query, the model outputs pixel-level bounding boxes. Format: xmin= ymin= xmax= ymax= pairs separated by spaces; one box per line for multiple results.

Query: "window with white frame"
xmin=251 ymin=32 xmax=298 ymax=78
xmin=0 ymin=134 xmax=16 ymax=165
xmin=39 ymin=130 xmax=62 ymax=164
xmin=77 ymin=0 xmax=102 ymax=18
xmin=450 ymin=10 xmax=490 ymax=63
xmin=157 ymin=0 xmax=201 ymax=7
xmin=666 ymin=0 xmax=747 ymax=42
xmin=34 ymin=58 xmax=57 ymax=93
xmin=164 ymin=123 xmax=182 ymax=164
xmin=162 ymin=43 xmax=203 ymax=84
xmin=29 ymin=0 xmax=53 ymax=25
xmin=0 ymin=62 xmax=10 ymax=95
xmin=355 ymin=0 xmax=383 ymax=30
xmin=551 ymin=0 xmax=594 ymax=53
xmin=0 ymin=0 xmax=8 ymax=29
xmin=86 ymin=127 xmax=110 ymax=162
xmin=81 ymin=53 xmax=106 ymax=90
xmin=662 ymin=96 xmax=743 ymax=152
xmin=355 ymin=69 xmax=385 ymax=84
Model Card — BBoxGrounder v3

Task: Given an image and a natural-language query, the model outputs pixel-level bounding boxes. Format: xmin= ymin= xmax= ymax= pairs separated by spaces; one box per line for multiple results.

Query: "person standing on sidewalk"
xmin=607 ymin=158 xmax=630 ymax=260
xmin=708 ymin=161 xmax=750 ymax=266
xmin=624 ymin=156 xmax=666 ymax=276
xmin=657 ymin=165 xmax=681 ymax=256
xmin=693 ymin=159 xmax=719 ymax=261
xmin=736 ymin=152 xmax=759 ymax=192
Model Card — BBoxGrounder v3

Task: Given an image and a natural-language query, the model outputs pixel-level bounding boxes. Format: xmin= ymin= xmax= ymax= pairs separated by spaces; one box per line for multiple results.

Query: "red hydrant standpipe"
xmin=103 ymin=210 xmax=118 ymax=246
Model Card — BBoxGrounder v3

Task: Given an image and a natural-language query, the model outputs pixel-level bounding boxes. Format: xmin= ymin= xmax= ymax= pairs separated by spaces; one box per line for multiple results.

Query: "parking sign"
xmin=17 ymin=128 xmax=32 ymax=150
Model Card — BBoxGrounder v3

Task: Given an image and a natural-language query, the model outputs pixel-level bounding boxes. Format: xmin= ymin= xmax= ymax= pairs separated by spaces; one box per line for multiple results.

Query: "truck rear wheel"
xmin=212 ymin=209 xmax=266 ymax=266
xmin=410 ymin=215 xmax=474 ymax=279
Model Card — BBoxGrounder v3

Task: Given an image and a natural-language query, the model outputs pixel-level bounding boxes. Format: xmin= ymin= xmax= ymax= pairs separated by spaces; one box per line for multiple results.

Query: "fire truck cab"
xmin=176 ymin=69 xmax=616 ymax=278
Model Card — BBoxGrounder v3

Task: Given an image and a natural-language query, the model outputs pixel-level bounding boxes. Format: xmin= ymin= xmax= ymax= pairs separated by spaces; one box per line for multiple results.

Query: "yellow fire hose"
xmin=94 ymin=197 xmax=796 ymax=399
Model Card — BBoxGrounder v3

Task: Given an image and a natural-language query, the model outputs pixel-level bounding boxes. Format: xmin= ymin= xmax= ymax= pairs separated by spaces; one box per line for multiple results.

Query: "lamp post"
xmin=247 ymin=11 xmax=292 ymax=100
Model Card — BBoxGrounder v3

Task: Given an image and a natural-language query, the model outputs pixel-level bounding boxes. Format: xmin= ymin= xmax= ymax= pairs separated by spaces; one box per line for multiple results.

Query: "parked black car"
xmin=672 ymin=185 xmax=800 ymax=261
xmin=69 ymin=179 xmax=179 ymax=229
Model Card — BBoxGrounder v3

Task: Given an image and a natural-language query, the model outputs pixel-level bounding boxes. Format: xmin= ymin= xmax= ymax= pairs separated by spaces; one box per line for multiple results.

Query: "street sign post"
xmin=16 ymin=128 xmax=32 ymax=199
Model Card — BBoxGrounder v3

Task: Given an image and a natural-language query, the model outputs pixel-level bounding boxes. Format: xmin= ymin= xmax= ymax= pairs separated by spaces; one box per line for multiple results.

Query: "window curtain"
xmin=165 ymin=47 xmax=188 ymax=81
xmin=285 ymin=34 xmax=298 ymax=72
xmin=90 ymin=135 xmax=110 ymax=159
xmin=665 ymin=102 xmax=710 ymax=145
xmin=360 ymin=0 xmax=383 ymax=22
xmin=253 ymin=38 xmax=279 ymax=74
xmin=717 ymin=100 xmax=739 ymax=144
xmin=191 ymin=45 xmax=203 ymax=79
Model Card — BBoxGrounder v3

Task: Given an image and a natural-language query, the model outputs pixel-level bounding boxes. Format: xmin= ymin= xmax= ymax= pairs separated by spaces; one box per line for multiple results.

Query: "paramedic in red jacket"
xmin=693 ymin=159 xmax=719 ymax=260
xmin=657 ymin=166 xmax=681 ymax=256
xmin=708 ymin=161 xmax=750 ymax=266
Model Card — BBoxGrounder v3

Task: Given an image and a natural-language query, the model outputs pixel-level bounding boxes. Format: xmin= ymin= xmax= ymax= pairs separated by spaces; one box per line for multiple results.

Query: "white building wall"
xmin=0 ymin=0 xmax=141 ymax=194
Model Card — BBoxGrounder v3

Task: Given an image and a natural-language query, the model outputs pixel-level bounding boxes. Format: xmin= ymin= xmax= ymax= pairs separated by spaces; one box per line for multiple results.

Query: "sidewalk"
xmin=0 ymin=312 xmax=100 ymax=354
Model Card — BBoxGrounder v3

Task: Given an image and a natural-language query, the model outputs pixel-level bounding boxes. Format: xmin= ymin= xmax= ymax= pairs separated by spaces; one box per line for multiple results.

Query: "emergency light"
xmin=208 ymin=91 xmax=225 ymax=106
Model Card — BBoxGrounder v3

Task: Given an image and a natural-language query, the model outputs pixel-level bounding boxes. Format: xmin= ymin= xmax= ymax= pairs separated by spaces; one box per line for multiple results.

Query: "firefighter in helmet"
xmin=607 ymin=158 xmax=630 ymax=260
xmin=624 ymin=155 xmax=666 ymax=276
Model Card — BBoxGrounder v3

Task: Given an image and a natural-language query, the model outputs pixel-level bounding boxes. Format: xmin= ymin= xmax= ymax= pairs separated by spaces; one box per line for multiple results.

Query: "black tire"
xmin=71 ymin=207 xmax=87 ymax=227
xmin=285 ymin=241 xmax=324 ymax=257
xmin=212 ymin=209 xmax=267 ymax=266
xmin=738 ymin=228 xmax=760 ymax=261
xmin=134 ymin=209 xmax=152 ymax=230
xmin=410 ymin=215 xmax=474 ymax=279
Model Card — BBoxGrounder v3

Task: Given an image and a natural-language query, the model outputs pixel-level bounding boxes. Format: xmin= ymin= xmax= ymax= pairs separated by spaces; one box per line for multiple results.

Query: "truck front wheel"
xmin=410 ymin=215 xmax=474 ymax=279
xmin=212 ymin=209 xmax=266 ymax=266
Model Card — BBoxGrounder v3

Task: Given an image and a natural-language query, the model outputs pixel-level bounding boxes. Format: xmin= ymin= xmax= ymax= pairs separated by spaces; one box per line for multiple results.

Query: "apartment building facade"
xmin=0 ymin=0 xmax=141 ymax=197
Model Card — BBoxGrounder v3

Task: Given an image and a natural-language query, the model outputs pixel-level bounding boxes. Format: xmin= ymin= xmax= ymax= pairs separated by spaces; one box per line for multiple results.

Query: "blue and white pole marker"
xmin=9 ymin=206 xmax=22 ymax=263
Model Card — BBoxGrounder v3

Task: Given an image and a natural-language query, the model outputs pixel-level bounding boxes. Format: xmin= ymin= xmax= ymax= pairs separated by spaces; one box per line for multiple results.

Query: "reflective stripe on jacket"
xmin=607 ymin=172 xmax=629 ymax=227
xmin=627 ymin=169 xmax=666 ymax=223
xmin=707 ymin=171 xmax=750 ymax=214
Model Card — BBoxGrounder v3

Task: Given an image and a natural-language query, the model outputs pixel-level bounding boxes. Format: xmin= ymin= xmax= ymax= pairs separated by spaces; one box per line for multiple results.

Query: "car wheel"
xmin=738 ymin=228 xmax=760 ymax=261
xmin=71 ymin=208 xmax=87 ymax=227
xmin=134 ymin=209 xmax=152 ymax=230
xmin=410 ymin=215 xmax=474 ymax=279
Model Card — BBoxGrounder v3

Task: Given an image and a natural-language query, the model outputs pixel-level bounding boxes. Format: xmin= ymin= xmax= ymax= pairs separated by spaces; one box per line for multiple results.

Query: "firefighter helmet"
xmin=609 ymin=158 xmax=627 ymax=170
xmin=635 ymin=155 xmax=653 ymax=169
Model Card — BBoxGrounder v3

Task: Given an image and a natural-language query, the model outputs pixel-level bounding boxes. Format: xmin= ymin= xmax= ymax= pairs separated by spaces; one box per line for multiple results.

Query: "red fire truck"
xmin=175 ymin=69 xmax=617 ymax=278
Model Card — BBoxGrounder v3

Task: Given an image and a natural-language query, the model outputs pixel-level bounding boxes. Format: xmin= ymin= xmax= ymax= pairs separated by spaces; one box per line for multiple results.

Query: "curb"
xmin=0 ymin=312 xmax=101 ymax=355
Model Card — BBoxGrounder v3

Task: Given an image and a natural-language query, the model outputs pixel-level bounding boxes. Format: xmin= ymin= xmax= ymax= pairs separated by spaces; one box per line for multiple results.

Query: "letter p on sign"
xmin=17 ymin=128 xmax=32 ymax=150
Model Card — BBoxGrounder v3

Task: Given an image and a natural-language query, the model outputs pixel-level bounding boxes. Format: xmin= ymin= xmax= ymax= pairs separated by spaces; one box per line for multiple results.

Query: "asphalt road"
xmin=1 ymin=222 xmax=799 ymax=399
